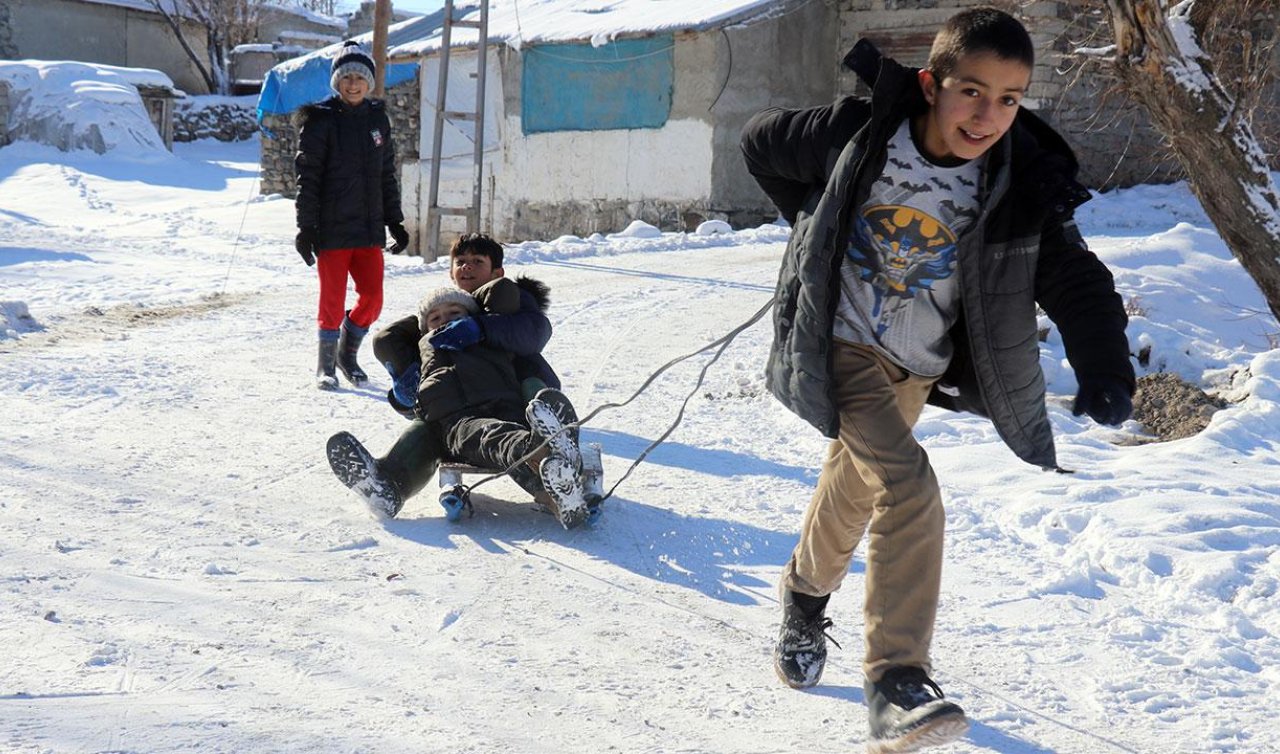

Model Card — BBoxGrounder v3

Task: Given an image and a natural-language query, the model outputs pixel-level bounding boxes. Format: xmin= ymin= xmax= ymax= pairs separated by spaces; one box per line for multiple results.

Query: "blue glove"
xmin=428 ymin=316 xmax=483 ymax=351
xmin=1072 ymin=376 xmax=1133 ymax=426
xmin=389 ymin=362 xmax=420 ymax=408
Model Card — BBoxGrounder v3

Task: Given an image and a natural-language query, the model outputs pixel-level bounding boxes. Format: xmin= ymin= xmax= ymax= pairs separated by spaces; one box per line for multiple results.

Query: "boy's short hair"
xmin=927 ymin=7 xmax=1034 ymax=81
xmin=450 ymin=233 xmax=504 ymax=269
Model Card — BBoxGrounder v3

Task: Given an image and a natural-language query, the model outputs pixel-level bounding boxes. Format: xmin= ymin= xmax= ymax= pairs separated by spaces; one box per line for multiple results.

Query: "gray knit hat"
xmin=418 ymin=287 xmax=479 ymax=332
xmin=330 ymin=40 xmax=375 ymax=93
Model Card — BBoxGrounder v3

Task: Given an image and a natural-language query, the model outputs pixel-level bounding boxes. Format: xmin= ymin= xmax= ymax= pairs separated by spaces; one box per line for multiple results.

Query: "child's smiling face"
xmin=337 ymin=73 xmax=370 ymax=106
xmin=914 ymin=51 xmax=1030 ymax=166
xmin=449 ymin=251 xmax=502 ymax=293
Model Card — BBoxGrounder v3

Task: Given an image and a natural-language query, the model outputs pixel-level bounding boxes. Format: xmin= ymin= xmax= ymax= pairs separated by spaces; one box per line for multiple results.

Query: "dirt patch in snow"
xmin=0 ymin=292 xmax=251 ymax=352
xmin=1130 ymin=372 xmax=1228 ymax=442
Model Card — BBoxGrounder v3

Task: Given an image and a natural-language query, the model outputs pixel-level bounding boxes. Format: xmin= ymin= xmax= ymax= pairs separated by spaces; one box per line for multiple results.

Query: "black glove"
xmin=1072 ymin=376 xmax=1133 ymax=426
xmin=295 ymin=228 xmax=317 ymax=266
xmin=388 ymin=223 xmax=410 ymax=254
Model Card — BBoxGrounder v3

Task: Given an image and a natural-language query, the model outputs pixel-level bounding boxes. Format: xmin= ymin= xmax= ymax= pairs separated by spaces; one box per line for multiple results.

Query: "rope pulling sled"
xmin=436 ymin=298 xmax=775 ymax=523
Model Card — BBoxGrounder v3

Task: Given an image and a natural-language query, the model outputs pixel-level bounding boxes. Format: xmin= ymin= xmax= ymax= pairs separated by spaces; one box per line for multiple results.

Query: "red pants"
xmin=316 ymin=246 xmax=383 ymax=331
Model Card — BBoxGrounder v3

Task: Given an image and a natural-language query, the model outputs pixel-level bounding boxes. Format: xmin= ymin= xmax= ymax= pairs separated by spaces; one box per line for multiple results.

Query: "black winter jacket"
xmin=373 ymin=276 xmax=561 ymax=390
xmin=295 ymin=96 xmax=403 ymax=251
xmin=415 ymin=278 xmax=525 ymax=421
xmin=740 ymin=41 xmax=1134 ymax=469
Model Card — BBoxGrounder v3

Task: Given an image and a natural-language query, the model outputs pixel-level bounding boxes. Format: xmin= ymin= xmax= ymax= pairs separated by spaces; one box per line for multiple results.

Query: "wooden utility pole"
xmin=372 ymin=0 xmax=392 ymax=97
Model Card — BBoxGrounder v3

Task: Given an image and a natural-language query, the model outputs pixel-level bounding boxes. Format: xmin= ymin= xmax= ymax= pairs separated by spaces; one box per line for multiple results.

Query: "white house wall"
xmin=491 ymin=117 xmax=714 ymax=237
xmin=404 ymin=2 xmax=843 ymax=241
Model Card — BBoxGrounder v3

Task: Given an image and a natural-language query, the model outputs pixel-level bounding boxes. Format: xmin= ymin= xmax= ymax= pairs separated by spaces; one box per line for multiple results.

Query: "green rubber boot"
xmin=377 ymin=419 xmax=443 ymax=502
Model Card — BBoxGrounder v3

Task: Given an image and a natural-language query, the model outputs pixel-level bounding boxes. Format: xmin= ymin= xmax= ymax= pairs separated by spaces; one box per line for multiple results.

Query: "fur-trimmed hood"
xmin=514 ymin=275 xmax=551 ymax=312
xmin=293 ymin=96 xmax=386 ymax=129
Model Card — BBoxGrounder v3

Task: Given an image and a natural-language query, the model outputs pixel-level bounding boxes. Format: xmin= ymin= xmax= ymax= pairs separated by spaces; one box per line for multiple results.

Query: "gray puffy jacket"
xmin=740 ymin=41 xmax=1134 ymax=469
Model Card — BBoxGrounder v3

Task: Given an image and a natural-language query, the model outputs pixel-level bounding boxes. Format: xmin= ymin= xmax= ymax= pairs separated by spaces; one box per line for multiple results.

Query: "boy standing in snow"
xmin=327 ymin=280 xmax=593 ymax=529
xmin=294 ymin=40 xmax=410 ymax=390
xmin=741 ymin=8 xmax=1134 ymax=751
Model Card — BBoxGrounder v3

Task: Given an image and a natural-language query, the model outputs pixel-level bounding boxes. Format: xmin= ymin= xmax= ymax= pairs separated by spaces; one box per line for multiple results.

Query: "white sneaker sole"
xmin=526 ymin=399 xmax=581 ymax=469
xmin=540 ymin=454 xmax=589 ymax=529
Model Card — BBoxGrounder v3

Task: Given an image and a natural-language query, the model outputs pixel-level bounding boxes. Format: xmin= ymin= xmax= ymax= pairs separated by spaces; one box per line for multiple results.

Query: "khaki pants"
xmin=782 ymin=342 xmax=944 ymax=682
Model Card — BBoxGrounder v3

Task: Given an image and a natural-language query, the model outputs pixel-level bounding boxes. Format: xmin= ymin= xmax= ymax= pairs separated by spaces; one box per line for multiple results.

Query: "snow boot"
xmin=337 ymin=314 xmax=369 ymax=387
xmin=374 ymin=419 xmax=440 ymax=502
xmin=316 ymin=331 xmax=339 ymax=390
xmin=526 ymin=396 xmax=592 ymax=529
xmin=326 ymin=431 xmax=405 ymax=518
xmin=864 ymin=666 xmax=968 ymax=753
xmin=774 ymin=588 xmax=835 ymax=689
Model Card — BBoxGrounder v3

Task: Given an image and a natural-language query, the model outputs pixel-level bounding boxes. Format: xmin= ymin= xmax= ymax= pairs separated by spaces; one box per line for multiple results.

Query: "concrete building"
xmin=257 ymin=0 xmax=1279 ymax=251
xmin=0 ymin=0 xmax=212 ymax=94
xmin=229 ymin=4 xmax=344 ymax=95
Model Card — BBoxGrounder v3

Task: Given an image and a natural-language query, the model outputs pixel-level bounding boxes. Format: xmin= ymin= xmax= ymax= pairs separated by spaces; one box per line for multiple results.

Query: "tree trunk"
xmin=147 ymin=0 xmax=217 ymax=94
xmin=206 ymin=32 xmax=229 ymax=95
xmin=1105 ymin=0 xmax=1280 ymax=323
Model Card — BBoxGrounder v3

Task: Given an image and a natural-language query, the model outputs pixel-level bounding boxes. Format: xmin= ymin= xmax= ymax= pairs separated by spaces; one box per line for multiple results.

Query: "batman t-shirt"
xmin=833 ymin=119 xmax=983 ymax=377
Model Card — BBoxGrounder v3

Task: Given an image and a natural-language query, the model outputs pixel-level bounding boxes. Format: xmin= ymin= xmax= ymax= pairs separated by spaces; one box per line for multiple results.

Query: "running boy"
xmin=741 ymin=8 xmax=1134 ymax=751
xmin=294 ymin=40 xmax=409 ymax=390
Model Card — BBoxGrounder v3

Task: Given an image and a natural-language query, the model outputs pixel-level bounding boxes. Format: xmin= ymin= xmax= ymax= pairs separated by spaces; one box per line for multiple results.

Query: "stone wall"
xmin=0 ymin=81 xmax=9 ymax=148
xmin=259 ymin=78 xmax=420 ymax=197
xmin=1034 ymin=4 xmax=1183 ymax=188
xmin=0 ymin=1 xmax=16 ymax=60
xmin=174 ymin=99 xmax=259 ymax=143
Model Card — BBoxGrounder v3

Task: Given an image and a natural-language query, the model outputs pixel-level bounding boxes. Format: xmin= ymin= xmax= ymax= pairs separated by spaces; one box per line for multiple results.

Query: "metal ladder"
xmin=423 ymin=0 xmax=491 ymax=260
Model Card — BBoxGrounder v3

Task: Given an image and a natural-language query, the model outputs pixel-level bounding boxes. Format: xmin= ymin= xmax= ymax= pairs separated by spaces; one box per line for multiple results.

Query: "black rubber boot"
xmin=316 ymin=333 xmax=339 ymax=390
xmin=376 ymin=418 xmax=443 ymax=502
xmin=326 ymin=432 xmax=405 ymax=517
xmin=337 ymin=313 xmax=369 ymax=387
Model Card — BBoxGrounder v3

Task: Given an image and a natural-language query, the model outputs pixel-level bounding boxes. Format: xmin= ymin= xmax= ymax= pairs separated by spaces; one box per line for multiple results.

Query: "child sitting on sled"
xmin=328 ymin=282 xmax=594 ymax=529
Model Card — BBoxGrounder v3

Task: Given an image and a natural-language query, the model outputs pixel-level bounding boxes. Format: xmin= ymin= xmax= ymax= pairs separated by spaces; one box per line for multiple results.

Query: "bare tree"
xmin=1099 ymin=0 xmax=1280 ymax=321
xmin=147 ymin=0 xmax=264 ymax=95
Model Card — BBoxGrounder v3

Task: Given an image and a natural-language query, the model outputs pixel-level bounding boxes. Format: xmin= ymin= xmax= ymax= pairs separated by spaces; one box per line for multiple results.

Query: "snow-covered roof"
xmin=277 ymin=29 xmax=344 ymax=44
xmin=386 ymin=0 xmax=794 ymax=57
xmin=233 ymin=44 xmax=278 ymax=55
xmin=261 ymin=1 xmax=345 ymax=29
xmin=256 ymin=0 xmax=797 ymax=120
xmin=71 ymin=0 xmax=192 ymax=15
xmin=0 ymin=60 xmax=173 ymax=155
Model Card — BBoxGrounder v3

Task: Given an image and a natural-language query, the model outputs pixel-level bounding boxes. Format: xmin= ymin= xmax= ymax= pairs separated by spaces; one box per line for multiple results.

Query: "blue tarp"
xmin=521 ymin=36 xmax=674 ymax=134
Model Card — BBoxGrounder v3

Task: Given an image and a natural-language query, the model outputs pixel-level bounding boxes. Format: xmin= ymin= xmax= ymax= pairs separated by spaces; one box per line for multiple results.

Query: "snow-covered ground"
xmin=1 ymin=138 xmax=1278 ymax=754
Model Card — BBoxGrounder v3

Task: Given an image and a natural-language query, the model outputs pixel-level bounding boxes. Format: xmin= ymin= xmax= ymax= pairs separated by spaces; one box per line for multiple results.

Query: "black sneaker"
xmin=773 ymin=589 xmax=836 ymax=689
xmin=865 ymin=666 xmax=968 ymax=753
